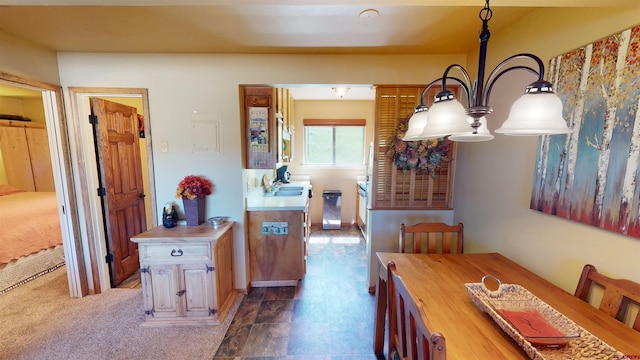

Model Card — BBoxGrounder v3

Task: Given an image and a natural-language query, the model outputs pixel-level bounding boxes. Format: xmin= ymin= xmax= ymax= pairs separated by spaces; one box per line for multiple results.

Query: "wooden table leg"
xmin=373 ymin=268 xmax=387 ymax=356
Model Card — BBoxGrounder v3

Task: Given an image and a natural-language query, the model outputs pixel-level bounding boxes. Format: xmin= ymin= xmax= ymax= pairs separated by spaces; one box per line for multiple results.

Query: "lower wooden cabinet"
xmin=131 ymin=222 xmax=235 ymax=327
xmin=248 ymin=209 xmax=307 ymax=286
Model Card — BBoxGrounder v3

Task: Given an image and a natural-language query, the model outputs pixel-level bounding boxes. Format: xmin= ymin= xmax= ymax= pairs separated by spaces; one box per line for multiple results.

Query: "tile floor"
xmin=214 ymin=224 xmax=385 ymax=360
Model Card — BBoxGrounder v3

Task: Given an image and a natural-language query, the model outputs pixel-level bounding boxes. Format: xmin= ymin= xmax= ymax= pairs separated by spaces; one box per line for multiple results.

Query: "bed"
xmin=0 ymin=184 xmax=65 ymax=294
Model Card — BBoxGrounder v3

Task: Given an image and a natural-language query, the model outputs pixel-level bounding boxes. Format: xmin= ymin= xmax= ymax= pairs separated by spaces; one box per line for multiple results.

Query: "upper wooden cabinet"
xmin=242 ymin=86 xmax=277 ymax=169
xmin=276 ymin=88 xmax=294 ymax=163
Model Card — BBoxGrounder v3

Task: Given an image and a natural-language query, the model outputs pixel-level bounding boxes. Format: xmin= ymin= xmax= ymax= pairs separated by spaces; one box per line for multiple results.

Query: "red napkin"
xmin=498 ymin=309 xmax=565 ymax=338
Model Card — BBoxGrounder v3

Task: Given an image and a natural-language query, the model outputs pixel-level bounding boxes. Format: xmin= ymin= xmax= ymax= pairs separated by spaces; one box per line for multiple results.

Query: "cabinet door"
xmin=25 ymin=127 xmax=54 ymax=191
xmin=213 ymin=228 xmax=234 ymax=316
xmin=243 ymin=86 xmax=276 ymax=169
xmin=249 ymin=210 xmax=304 ymax=281
xmin=0 ymin=126 xmax=35 ymax=191
xmin=181 ymin=263 xmax=215 ymax=318
xmin=145 ymin=264 xmax=180 ymax=318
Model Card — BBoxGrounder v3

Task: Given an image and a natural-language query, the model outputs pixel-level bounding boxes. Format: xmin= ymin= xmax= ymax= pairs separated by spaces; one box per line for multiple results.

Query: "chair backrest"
xmin=574 ymin=264 xmax=640 ymax=331
xmin=399 ymin=222 xmax=463 ymax=254
xmin=388 ymin=261 xmax=447 ymax=360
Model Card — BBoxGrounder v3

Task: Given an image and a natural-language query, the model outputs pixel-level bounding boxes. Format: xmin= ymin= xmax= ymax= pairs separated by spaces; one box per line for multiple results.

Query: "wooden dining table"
xmin=373 ymin=252 xmax=640 ymax=359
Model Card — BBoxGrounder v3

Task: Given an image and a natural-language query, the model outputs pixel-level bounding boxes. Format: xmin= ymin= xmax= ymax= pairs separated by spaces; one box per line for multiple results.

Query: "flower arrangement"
xmin=386 ymin=115 xmax=451 ymax=177
xmin=176 ymin=175 xmax=213 ymax=200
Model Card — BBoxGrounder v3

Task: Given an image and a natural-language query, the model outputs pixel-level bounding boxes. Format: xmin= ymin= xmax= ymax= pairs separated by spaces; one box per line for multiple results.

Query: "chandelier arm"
xmin=441 ymin=64 xmax=473 ymax=92
xmin=418 ymin=76 xmax=471 ymax=108
xmin=482 ymin=53 xmax=546 ymax=105
xmin=483 ymin=65 xmax=540 ymax=105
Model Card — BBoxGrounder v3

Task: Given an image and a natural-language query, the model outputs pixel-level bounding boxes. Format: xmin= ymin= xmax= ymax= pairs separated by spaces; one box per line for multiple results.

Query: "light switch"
xmin=160 ymin=141 xmax=168 ymax=153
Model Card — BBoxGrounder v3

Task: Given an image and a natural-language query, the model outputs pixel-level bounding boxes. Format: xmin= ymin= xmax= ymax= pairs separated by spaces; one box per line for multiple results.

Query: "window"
xmin=303 ymin=119 xmax=366 ymax=166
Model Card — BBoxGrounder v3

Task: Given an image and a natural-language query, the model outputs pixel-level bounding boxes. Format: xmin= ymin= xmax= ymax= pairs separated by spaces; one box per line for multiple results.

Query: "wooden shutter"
xmin=371 ymin=85 xmax=456 ymax=210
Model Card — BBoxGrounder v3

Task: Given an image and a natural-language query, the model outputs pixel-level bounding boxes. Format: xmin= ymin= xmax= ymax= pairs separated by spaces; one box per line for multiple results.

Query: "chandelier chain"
xmin=479 ymin=0 xmax=493 ymax=22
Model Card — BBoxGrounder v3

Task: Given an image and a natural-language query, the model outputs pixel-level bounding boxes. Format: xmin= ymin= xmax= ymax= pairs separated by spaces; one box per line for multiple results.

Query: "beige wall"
xmin=0 ymin=29 xmax=58 ymax=196
xmin=6 ymin=5 xmax=638 ymax=293
xmin=57 ymin=53 xmax=463 ymax=290
xmin=0 ymin=30 xmax=59 ymax=85
xmin=454 ymin=6 xmax=640 ymax=292
xmin=289 ymin=99 xmax=375 ymax=225
xmin=0 ymin=97 xmax=46 ymax=123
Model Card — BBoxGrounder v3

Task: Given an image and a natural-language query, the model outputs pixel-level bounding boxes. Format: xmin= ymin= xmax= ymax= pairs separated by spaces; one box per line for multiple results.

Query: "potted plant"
xmin=176 ymin=175 xmax=213 ymax=226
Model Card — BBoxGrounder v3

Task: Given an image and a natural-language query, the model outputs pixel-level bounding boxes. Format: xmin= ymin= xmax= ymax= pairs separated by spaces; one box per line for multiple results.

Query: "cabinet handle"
xmin=176 ymin=290 xmax=186 ymax=296
xmin=170 ymin=249 xmax=183 ymax=257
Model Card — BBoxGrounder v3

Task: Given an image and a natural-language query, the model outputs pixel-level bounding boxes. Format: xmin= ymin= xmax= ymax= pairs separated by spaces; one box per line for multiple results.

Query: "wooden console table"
xmin=131 ymin=222 xmax=235 ymax=327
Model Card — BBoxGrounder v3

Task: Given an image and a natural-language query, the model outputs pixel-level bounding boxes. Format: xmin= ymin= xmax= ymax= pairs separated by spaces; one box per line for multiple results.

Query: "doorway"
xmin=0 ymin=74 xmax=86 ymax=298
xmin=69 ymin=88 xmax=157 ymax=293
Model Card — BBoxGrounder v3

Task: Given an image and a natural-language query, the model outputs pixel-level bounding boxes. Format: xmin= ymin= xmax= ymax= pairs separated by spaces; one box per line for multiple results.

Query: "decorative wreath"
xmin=386 ymin=115 xmax=451 ymax=177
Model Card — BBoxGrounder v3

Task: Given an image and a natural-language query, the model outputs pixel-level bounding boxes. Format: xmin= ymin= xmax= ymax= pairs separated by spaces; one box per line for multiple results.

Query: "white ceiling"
xmin=0 ymin=0 xmax=637 ymax=99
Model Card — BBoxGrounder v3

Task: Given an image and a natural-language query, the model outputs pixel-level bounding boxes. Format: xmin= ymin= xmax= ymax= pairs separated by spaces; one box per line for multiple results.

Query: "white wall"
xmin=454 ymin=6 xmax=640 ymax=292
xmin=57 ymin=53 xmax=464 ymax=290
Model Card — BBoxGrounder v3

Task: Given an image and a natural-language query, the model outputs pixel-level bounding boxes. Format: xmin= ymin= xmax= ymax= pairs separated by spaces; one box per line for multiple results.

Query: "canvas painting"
xmin=530 ymin=25 xmax=640 ymax=237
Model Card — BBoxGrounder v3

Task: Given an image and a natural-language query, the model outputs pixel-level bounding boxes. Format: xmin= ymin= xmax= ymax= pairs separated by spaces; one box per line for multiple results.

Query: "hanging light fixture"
xmin=404 ymin=0 xmax=571 ymax=142
xmin=332 ymin=87 xmax=350 ymax=98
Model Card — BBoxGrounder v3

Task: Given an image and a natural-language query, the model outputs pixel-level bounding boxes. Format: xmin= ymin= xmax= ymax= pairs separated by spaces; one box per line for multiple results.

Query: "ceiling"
xmin=0 ymin=0 xmax=637 ymax=100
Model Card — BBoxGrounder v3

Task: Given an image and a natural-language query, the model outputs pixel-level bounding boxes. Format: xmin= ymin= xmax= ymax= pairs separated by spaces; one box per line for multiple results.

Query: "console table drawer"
xmin=140 ymin=243 xmax=211 ymax=261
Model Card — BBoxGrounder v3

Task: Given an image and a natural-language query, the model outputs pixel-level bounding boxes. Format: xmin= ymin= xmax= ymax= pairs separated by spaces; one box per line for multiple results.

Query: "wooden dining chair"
xmin=387 ymin=261 xmax=447 ymax=360
xmin=574 ymin=264 xmax=640 ymax=331
xmin=399 ymin=222 xmax=463 ymax=254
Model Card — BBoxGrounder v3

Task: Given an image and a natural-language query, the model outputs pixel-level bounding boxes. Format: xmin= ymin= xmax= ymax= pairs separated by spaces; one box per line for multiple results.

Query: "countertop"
xmin=245 ymin=180 xmax=311 ymax=211
xmin=130 ymin=221 xmax=234 ymax=242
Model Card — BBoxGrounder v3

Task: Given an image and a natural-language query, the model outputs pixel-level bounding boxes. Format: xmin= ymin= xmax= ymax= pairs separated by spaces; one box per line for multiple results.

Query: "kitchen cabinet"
xmin=248 ymin=207 xmax=308 ymax=286
xmin=243 ymin=86 xmax=276 ymax=169
xmin=276 ymin=87 xmax=293 ymax=163
xmin=130 ymin=222 xmax=235 ymax=327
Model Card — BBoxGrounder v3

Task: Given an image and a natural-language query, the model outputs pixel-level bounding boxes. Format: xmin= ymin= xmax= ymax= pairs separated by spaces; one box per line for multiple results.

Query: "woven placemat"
xmin=465 ymin=277 xmax=629 ymax=360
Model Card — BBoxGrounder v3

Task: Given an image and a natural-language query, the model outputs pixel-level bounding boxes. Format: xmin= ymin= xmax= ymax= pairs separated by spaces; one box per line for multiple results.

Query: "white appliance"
xmin=366 ymin=142 xmax=373 ymax=209
xmin=358 ymin=181 xmax=367 ymax=235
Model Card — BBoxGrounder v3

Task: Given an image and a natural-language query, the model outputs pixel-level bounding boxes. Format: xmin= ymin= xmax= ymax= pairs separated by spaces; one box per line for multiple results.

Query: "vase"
xmin=183 ymin=197 xmax=205 ymax=226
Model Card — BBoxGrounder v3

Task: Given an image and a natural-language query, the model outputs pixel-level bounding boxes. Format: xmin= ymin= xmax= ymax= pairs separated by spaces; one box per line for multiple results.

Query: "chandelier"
xmin=403 ymin=0 xmax=571 ymax=142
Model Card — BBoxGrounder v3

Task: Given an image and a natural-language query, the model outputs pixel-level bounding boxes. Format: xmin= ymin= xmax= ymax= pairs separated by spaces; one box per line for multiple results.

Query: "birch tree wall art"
xmin=530 ymin=25 xmax=640 ymax=237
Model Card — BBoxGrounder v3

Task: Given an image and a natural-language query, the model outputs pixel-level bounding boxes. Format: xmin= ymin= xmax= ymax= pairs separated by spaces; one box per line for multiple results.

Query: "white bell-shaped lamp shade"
xmin=402 ymin=109 xmax=428 ymax=141
xmin=496 ymin=92 xmax=571 ymax=135
xmin=448 ymin=116 xmax=494 ymax=142
xmin=420 ymin=99 xmax=472 ymax=139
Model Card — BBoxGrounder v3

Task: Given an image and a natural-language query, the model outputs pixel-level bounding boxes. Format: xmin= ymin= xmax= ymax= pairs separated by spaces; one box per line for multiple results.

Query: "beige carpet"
xmin=0 ymin=266 xmax=242 ymax=360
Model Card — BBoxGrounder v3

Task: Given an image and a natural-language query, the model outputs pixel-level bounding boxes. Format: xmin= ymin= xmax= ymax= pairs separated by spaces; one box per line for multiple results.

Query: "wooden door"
xmin=90 ymin=98 xmax=147 ymax=286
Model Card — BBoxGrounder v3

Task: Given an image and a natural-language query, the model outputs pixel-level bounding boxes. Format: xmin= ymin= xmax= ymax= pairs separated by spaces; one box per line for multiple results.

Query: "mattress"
xmin=0 ymin=191 xmax=63 ymax=264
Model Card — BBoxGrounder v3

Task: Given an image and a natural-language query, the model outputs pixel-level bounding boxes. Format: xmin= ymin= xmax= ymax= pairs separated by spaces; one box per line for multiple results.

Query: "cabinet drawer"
xmin=140 ymin=243 xmax=211 ymax=261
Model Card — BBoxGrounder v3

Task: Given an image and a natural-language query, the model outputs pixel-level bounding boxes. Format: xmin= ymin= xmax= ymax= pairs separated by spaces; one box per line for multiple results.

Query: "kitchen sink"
xmin=275 ymin=190 xmax=303 ymax=196
xmin=278 ymin=186 xmax=304 ymax=191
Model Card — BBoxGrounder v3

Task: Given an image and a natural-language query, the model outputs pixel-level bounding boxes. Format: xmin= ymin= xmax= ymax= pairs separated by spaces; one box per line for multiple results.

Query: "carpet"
xmin=0 ymin=266 xmax=242 ymax=360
